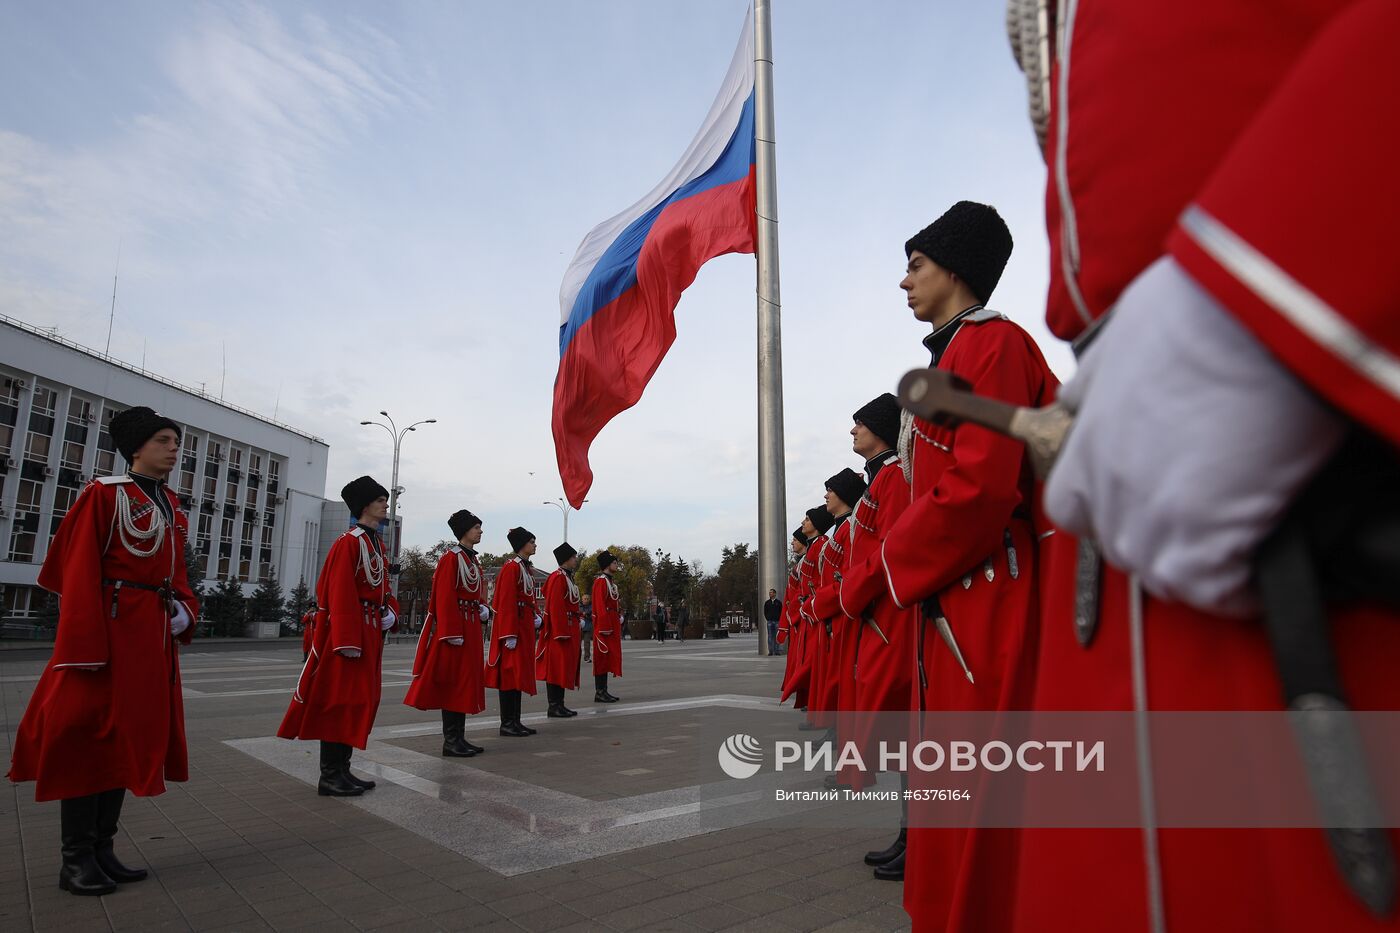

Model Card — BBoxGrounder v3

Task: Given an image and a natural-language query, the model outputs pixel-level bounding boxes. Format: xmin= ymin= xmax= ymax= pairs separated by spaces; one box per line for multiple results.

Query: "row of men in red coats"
xmin=280 ymin=509 xmax=627 ymax=793
xmin=775 ymin=0 xmax=1400 ymax=928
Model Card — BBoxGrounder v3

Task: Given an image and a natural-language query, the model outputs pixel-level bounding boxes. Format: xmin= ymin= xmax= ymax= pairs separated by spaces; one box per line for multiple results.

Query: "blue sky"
xmin=0 ymin=0 xmax=1069 ymax=571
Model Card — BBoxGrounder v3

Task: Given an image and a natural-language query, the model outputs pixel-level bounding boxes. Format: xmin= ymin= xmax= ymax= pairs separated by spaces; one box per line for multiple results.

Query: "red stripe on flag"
xmin=552 ymin=167 xmax=757 ymax=507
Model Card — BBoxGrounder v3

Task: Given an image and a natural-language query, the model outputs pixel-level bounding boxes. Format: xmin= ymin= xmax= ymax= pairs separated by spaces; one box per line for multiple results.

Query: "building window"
xmin=66 ymin=396 xmax=94 ymax=425
xmin=96 ymin=405 xmax=118 ymax=475
xmin=249 ymin=452 xmax=262 ymax=474
xmin=179 ymin=433 xmax=199 ymax=495
xmin=50 ymin=482 xmax=81 ymax=543
xmin=268 ymin=458 xmax=281 ymax=494
xmin=30 ymin=384 xmax=56 ymax=417
xmin=61 ymin=438 xmax=85 ymax=471
xmin=23 ymin=431 xmax=50 ymax=465
xmin=13 ymin=475 xmax=42 ymax=561
xmin=204 ymin=474 xmax=217 ymax=498
xmin=2 ymin=585 xmax=34 ymax=618
xmin=245 ymin=482 xmax=258 ymax=508
xmin=0 ymin=422 xmax=12 ymax=457
xmin=197 ymin=512 xmax=213 ymax=544
xmin=0 ymin=375 xmax=21 ymax=407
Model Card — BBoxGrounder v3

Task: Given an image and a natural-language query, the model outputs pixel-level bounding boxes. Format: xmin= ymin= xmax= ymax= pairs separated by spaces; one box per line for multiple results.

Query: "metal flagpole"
xmin=753 ymin=0 xmax=786 ymax=657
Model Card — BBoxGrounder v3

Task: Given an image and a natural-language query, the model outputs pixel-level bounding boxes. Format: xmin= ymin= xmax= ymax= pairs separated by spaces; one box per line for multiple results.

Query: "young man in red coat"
xmin=1007 ymin=4 xmax=1400 ymax=931
xmin=792 ymin=506 xmax=835 ymax=727
xmin=777 ymin=528 xmax=807 ymax=697
xmin=299 ymin=602 xmax=317 ymax=661
xmin=789 ymin=509 xmax=828 ymax=711
xmin=872 ymin=202 xmax=1059 ymax=931
xmin=538 ymin=543 xmax=582 ymax=718
xmin=9 ymin=407 xmax=199 ymax=896
xmin=485 ymin=527 xmax=540 ymax=737
xmin=590 ymin=551 xmax=623 ymax=703
xmin=821 ymin=393 xmax=915 ymax=878
xmin=278 ymin=476 xmax=399 ymax=797
xmin=403 ymin=509 xmax=488 ymax=757
xmin=811 ymin=468 xmax=865 ymax=741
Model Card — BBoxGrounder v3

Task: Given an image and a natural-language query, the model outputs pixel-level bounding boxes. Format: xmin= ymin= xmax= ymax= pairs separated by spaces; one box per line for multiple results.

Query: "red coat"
xmin=591 ymin=574 xmax=622 ymax=677
xmin=536 ymin=569 xmax=582 ymax=689
xmin=827 ymin=454 xmax=915 ymax=790
xmin=299 ymin=608 xmax=316 ymax=656
xmin=483 ymin=558 xmax=538 ymax=694
xmin=810 ymin=517 xmax=855 ymax=727
xmin=776 ymin=564 xmax=799 ymax=645
xmin=780 ymin=536 xmax=826 ymax=705
xmin=1018 ymin=4 xmax=1400 ymax=933
xmin=279 ymin=526 xmax=398 ymax=748
xmin=878 ymin=311 xmax=1058 ymax=933
xmin=10 ymin=476 xmax=198 ymax=802
xmin=403 ymin=547 xmax=486 ymax=714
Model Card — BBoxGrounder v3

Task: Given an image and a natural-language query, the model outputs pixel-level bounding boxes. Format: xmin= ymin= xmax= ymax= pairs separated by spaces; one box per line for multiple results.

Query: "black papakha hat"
xmin=109 ymin=406 xmax=182 ymax=462
xmin=341 ymin=475 xmax=389 ymax=518
xmin=905 ymin=200 xmax=1014 ymax=304
xmin=598 ymin=550 xmax=617 ymax=571
xmin=825 ymin=468 xmax=867 ymax=510
xmin=448 ymin=510 xmax=481 ymax=540
xmin=792 ymin=526 xmax=810 ymax=547
xmin=507 ymin=527 xmax=535 ymax=553
xmin=554 ymin=542 xmax=577 ymax=565
xmin=806 ymin=506 xmax=836 ymax=536
xmin=853 ymin=393 xmax=901 ymax=450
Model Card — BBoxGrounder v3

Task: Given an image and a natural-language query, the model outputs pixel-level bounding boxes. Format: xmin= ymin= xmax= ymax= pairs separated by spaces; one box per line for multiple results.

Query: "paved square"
xmin=2 ymin=635 xmax=909 ymax=931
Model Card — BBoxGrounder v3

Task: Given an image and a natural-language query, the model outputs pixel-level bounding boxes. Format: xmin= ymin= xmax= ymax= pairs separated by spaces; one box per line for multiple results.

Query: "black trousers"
xmin=546 ymin=683 xmax=567 ymax=705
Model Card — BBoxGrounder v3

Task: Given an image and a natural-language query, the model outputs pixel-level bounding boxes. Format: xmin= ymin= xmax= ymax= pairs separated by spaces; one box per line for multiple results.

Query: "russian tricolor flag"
xmin=553 ymin=7 xmax=756 ymax=508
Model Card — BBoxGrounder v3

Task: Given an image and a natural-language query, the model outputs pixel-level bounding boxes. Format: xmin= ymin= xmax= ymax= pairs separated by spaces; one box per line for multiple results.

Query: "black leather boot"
xmin=873 ymin=847 xmax=905 ymax=881
xmin=442 ymin=711 xmax=476 ymax=757
xmin=463 ymin=737 xmax=485 ymax=754
xmin=864 ymin=828 xmax=907 ymax=867
xmin=342 ymin=744 xmax=376 ymax=790
xmin=500 ymin=692 xmax=529 ymax=737
xmin=546 ymin=685 xmax=569 ymax=718
xmin=94 ymin=789 xmax=147 ymax=883
xmin=59 ymin=795 xmax=116 ymax=896
xmin=318 ymin=742 xmax=364 ymax=797
xmin=515 ymin=693 xmax=537 ymax=734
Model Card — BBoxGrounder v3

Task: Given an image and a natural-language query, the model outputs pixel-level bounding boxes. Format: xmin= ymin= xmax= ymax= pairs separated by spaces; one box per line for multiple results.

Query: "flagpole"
xmin=753 ymin=0 xmax=786 ymax=657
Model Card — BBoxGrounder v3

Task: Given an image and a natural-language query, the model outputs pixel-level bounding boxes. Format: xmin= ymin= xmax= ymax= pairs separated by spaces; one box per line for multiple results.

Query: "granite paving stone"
xmin=2 ymin=636 xmax=907 ymax=931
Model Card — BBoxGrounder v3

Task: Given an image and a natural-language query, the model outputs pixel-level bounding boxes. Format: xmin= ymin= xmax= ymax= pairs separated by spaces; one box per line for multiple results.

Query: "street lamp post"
xmin=542 ymin=496 xmax=586 ymax=542
xmin=360 ymin=412 xmax=436 ymax=593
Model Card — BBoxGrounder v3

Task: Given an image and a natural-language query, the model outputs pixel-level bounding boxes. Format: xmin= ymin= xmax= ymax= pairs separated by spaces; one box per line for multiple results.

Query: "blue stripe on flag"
xmin=559 ymin=92 xmax=756 ymax=356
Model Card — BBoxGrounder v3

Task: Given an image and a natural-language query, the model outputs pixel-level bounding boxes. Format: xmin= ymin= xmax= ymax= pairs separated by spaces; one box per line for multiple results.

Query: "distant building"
xmin=0 ymin=314 xmax=330 ymax=624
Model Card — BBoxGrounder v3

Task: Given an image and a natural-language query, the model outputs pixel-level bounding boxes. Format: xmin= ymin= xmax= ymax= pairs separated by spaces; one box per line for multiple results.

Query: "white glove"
xmin=479 ymin=605 xmax=491 ymax=622
xmin=170 ymin=601 xmax=192 ymax=637
xmin=379 ymin=607 xmax=396 ymax=631
xmin=1046 ymin=257 xmax=1345 ymax=616
xmin=504 ymin=636 xmax=518 ymax=650
xmin=337 ymin=647 xmax=362 ymax=658
xmin=446 ymin=636 xmax=464 ymax=646
xmin=533 ymin=614 xmax=543 ymax=630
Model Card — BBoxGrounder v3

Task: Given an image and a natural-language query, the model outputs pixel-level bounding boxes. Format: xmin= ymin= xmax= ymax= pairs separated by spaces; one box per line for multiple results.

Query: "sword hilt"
xmin=897 ymin=367 xmax=1073 ymax=479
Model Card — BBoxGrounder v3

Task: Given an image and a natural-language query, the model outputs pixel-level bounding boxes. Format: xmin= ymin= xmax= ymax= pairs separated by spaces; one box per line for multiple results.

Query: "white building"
xmin=0 ymin=314 xmax=330 ymax=624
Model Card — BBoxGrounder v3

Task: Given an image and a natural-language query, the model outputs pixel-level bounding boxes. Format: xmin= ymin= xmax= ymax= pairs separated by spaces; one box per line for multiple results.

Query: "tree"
xmin=715 ymin=543 xmax=759 ymax=624
xmin=201 ymin=579 xmax=247 ymax=638
xmin=247 ymin=568 xmax=287 ymax=635
xmin=287 ymin=577 xmax=314 ymax=619
xmin=183 ymin=541 xmax=206 ymax=596
xmin=398 ymin=545 xmax=436 ymax=631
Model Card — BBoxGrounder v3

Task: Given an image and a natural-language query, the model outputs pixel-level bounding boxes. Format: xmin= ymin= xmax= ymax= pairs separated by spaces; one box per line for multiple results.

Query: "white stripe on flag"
xmin=557 ymin=3 xmax=755 ymax=326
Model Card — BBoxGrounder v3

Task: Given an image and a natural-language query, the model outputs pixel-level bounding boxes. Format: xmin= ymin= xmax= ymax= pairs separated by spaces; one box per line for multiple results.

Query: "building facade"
xmin=0 ymin=315 xmax=330 ymax=625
